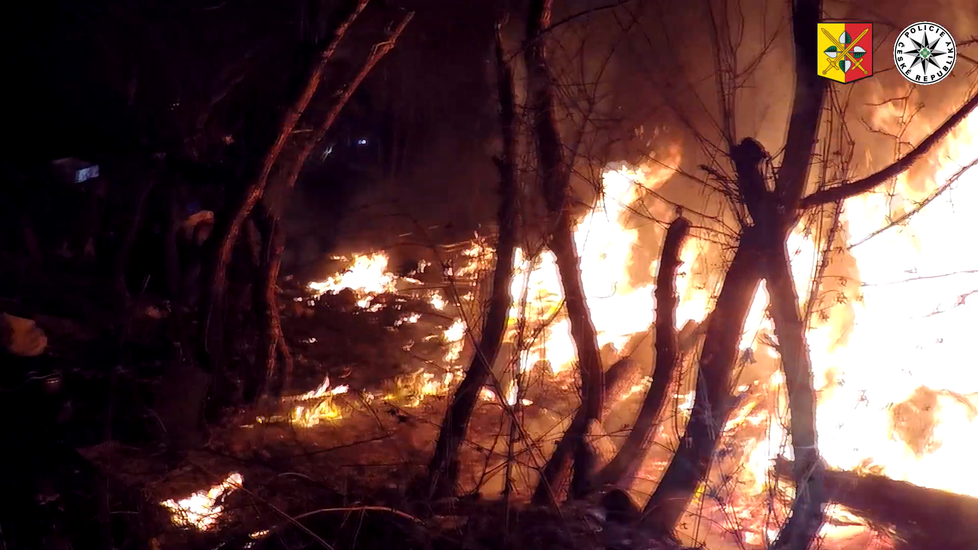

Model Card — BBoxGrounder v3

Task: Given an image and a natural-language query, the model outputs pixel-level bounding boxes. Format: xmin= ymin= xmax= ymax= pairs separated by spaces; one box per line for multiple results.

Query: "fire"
xmin=308 ymin=253 xmax=396 ymax=307
xmin=303 ymin=150 xmax=685 ymax=407
xmin=508 ymin=149 xmax=685 ymax=375
xmin=160 ymin=472 xmax=243 ymax=530
xmin=299 ymin=101 xmax=978 ymax=545
xmin=710 ymin=100 xmax=978 ymax=545
xmin=289 ymin=377 xmax=350 ymax=427
xmin=811 ymin=105 xmax=978 ymax=496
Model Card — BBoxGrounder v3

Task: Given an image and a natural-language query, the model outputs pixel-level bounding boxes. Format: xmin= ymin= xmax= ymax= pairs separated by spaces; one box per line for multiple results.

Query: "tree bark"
xmin=524 ymin=0 xmax=605 ymax=500
xmin=766 ymin=2 xmax=828 ymax=546
xmin=198 ymin=0 xmax=367 ymax=366
xmin=596 ymin=216 xmax=690 ymax=490
xmin=531 ymin=357 xmax=639 ymax=506
xmin=638 ymin=0 xmax=974 ymax=544
xmin=424 ymin=25 xmax=519 ymax=500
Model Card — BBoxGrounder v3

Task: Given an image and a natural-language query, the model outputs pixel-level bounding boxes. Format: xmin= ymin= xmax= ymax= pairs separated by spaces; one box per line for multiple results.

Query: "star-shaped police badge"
xmin=894 ymin=22 xmax=956 ymax=85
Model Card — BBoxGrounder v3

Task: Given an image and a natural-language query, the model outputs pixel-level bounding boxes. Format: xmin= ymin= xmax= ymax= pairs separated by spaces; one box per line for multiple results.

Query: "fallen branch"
xmin=773 ymin=458 xmax=978 ymax=548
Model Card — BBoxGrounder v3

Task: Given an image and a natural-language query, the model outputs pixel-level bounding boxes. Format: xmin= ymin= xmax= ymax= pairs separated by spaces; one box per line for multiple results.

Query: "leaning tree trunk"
xmin=424 ymin=26 xmax=519 ymax=499
xmin=198 ymin=0 xmax=367 ymax=369
xmin=764 ymin=1 xmax=828 ymax=546
xmin=524 ymin=0 xmax=605 ymax=499
xmin=596 ymin=216 xmax=690 ymax=490
xmin=642 ymin=0 xmax=826 ymax=540
xmin=640 ymin=0 xmax=978 ymax=541
xmin=641 ymin=224 xmax=764 ymax=533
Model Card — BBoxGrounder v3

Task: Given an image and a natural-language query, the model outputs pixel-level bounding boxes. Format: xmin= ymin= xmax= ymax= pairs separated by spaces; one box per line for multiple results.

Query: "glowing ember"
xmin=429 ymin=292 xmax=447 ymax=310
xmin=160 ymin=472 xmax=243 ymax=530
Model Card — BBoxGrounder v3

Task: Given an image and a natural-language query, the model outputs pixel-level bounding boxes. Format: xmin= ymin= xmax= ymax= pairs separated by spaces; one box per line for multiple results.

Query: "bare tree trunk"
xmin=766 ymin=2 xmax=828 ymax=546
xmin=641 ymin=225 xmax=763 ymax=533
xmin=425 ymin=26 xmax=519 ymax=499
xmin=638 ymin=0 xmax=975 ymax=542
xmin=596 ymin=216 xmax=690 ymax=490
xmin=248 ymin=203 xmax=289 ymax=403
xmin=531 ymin=356 xmax=638 ymax=505
xmin=524 ymin=0 xmax=605 ymax=500
xmin=764 ymin=236 xmax=823 ymax=549
xmin=198 ymin=0 xmax=367 ymax=366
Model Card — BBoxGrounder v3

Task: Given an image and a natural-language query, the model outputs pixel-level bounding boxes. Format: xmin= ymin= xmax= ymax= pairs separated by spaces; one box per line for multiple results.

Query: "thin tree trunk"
xmin=199 ymin=0 xmax=367 ymax=364
xmin=249 ymin=12 xmax=412 ymax=403
xmin=641 ymin=226 xmax=764 ymax=533
xmin=596 ymin=216 xmax=690 ymax=490
xmin=524 ymin=0 xmax=605 ymax=499
xmin=764 ymin=236 xmax=823 ymax=549
xmin=638 ymin=0 xmax=974 ymax=542
xmin=767 ymin=2 xmax=828 ymax=546
xmin=248 ymin=203 xmax=288 ymax=403
xmin=641 ymin=0 xmax=828 ymax=540
xmin=424 ymin=26 xmax=519 ymax=499
xmin=531 ymin=356 xmax=638 ymax=505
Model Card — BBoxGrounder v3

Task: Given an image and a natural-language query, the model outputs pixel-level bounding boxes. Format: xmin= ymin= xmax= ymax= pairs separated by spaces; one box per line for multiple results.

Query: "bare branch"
xmin=800 ymin=91 xmax=978 ymax=209
xmin=200 ymin=0 xmax=369 ymax=347
xmin=849 ymin=156 xmax=978 ymax=249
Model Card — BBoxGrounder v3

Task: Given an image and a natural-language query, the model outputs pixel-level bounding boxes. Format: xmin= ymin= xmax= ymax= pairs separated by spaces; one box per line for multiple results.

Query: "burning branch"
xmin=848 ymin=156 xmax=978 ymax=250
xmin=595 ymin=216 xmax=690 ymax=490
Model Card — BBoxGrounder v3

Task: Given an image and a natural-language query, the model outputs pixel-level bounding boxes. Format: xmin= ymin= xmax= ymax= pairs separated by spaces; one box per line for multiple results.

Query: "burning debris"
xmin=160 ymin=472 xmax=244 ymax=531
